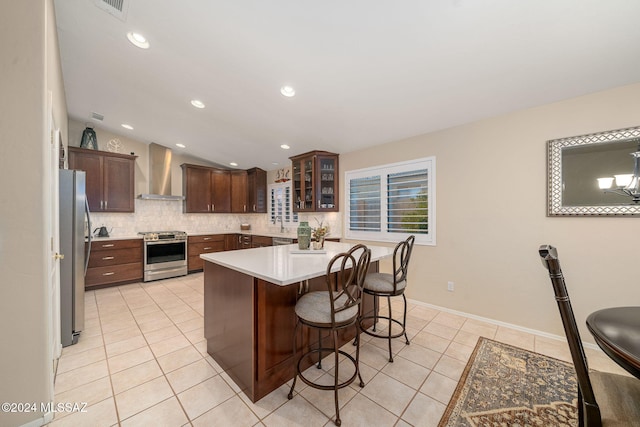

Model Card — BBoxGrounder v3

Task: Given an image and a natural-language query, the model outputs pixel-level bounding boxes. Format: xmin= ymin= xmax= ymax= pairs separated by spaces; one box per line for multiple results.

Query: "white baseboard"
xmin=407 ymin=298 xmax=601 ymax=352
xmin=17 ymin=410 xmax=53 ymax=427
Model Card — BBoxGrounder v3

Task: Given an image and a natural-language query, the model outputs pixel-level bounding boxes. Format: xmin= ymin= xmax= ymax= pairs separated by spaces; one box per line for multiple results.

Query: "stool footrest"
xmin=296 ymin=348 xmax=362 ymax=391
xmin=360 ymin=315 xmax=407 ymax=339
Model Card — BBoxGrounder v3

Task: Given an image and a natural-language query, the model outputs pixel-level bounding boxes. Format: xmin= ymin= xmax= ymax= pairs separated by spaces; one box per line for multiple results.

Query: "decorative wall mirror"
xmin=547 ymin=125 xmax=640 ymax=216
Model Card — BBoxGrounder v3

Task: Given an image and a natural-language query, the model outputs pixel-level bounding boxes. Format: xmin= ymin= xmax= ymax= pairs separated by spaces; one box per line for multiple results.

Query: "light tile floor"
xmin=48 ymin=273 xmax=627 ymax=426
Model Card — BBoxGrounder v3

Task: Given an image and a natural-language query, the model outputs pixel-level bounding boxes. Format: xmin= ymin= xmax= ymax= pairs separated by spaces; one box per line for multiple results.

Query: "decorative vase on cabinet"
xmin=297 ymin=221 xmax=311 ymax=250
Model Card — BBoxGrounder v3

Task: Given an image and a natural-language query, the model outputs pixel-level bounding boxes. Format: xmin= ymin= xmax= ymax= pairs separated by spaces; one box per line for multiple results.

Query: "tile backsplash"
xmin=90 ymin=199 xmax=341 ymax=238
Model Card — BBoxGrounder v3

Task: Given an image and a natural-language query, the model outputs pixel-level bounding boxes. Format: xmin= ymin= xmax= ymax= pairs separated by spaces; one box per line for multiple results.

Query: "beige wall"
xmin=341 ymin=82 xmax=640 ymax=342
xmin=0 ymin=0 xmax=67 ymax=425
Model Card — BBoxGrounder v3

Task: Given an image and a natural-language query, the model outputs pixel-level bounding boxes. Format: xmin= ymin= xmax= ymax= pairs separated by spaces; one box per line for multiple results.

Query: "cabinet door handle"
xmin=212 ymin=203 xmax=215 ymax=211
xmin=203 ymin=237 xmax=212 ymax=240
xmin=101 ymin=244 xmax=115 ymax=248
xmin=102 ymin=256 xmax=115 ymax=260
xmin=203 ymin=247 xmax=212 ymax=250
xmin=100 ymin=200 xmax=104 ymax=210
xmin=238 ymin=236 xmax=241 ymax=244
xmin=104 ymin=200 xmax=108 ymax=209
xmin=102 ymin=272 xmax=115 ymax=276
xmin=253 ymin=204 xmax=256 ymax=212
xmin=207 ymin=204 xmax=210 ymax=212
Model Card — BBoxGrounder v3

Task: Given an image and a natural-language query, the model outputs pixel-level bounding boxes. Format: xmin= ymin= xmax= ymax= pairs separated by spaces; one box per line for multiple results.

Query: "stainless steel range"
xmin=138 ymin=231 xmax=188 ymax=282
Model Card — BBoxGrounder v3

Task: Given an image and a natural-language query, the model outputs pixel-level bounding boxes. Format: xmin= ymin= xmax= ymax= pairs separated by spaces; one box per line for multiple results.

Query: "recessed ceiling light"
xmin=121 ymin=124 xmax=133 ymax=130
xmin=191 ymin=99 xmax=205 ymax=109
xmin=280 ymin=144 xmax=290 ymax=150
xmin=126 ymin=32 xmax=150 ymax=49
xmin=272 ymin=162 xmax=279 ymax=166
xmin=230 ymin=162 xmax=238 ymax=167
xmin=280 ymin=86 xmax=295 ymax=97
xmin=176 ymin=143 xmax=186 ymax=148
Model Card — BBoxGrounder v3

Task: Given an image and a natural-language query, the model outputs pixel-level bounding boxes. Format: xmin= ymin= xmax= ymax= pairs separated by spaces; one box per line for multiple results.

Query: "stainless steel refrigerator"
xmin=59 ymin=169 xmax=92 ymax=347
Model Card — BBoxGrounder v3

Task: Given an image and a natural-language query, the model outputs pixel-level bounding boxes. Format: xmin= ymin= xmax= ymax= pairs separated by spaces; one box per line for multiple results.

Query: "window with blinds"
xmin=345 ymin=157 xmax=435 ymax=245
xmin=269 ymin=182 xmax=298 ymax=226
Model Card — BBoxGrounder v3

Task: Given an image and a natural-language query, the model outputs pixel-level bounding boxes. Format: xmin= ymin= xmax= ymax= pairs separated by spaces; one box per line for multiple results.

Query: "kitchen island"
xmin=201 ymin=242 xmax=394 ymax=402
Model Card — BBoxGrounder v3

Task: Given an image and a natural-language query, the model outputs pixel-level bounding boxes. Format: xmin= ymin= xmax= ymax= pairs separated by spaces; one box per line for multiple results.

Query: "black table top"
xmin=586 ymin=306 xmax=640 ymax=380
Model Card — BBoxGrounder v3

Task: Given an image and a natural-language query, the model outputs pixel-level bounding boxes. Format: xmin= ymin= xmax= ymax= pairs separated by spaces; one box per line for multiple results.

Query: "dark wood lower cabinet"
xmin=203 ymin=260 xmax=378 ymax=402
xmin=224 ymin=234 xmax=238 ymax=251
xmin=188 ymin=235 xmax=225 ymax=272
xmin=239 ymin=235 xmax=251 ymax=249
xmin=83 ymin=233 xmax=284 ymax=288
xmin=251 ymin=235 xmax=272 ymax=248
xmin=85 ymin=239 xmax=143 ymax=288
xmin=85 ymin=262 xmax=143 ymax=287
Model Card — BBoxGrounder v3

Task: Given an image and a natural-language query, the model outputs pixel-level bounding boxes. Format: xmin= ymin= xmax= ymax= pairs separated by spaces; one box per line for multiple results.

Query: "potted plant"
xmin=311 ymin=219 xmax=329 ymax=249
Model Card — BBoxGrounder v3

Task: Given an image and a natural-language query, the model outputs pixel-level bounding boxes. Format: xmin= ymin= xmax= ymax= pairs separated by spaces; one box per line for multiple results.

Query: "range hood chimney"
xmin=138 ymin=143 xmax=184 ymax=201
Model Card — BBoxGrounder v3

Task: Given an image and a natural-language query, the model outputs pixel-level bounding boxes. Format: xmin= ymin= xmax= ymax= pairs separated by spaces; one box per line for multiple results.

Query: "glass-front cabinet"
xmin=290 ymin=150 xmax=339 ymax=212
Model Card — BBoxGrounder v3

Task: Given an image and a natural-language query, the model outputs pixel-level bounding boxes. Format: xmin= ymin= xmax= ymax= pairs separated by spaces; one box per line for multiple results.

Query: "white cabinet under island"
xmin=201 ymin=242 xmax=394 ymax=402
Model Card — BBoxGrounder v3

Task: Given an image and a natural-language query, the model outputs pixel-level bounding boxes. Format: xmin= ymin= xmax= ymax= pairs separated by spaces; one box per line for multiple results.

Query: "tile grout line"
xmin=94 ymin=288 xmax=123 ymax=427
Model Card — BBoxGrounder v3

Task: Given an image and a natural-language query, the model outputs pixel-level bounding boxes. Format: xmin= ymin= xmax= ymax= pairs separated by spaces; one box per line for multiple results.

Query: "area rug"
xmin=438 ymin=337 xmax=578 ymax=427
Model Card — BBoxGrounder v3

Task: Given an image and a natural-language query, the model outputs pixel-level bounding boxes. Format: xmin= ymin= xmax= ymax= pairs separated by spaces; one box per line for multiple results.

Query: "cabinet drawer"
xmin=88 ymin=247 xmax=142 ymax=268
xmin=86 ymin=262 xmax=143 ymax=287
xmin=188 ymin=241 xmax=225 ymax=257
xmin=188 ymin=234 xmax=225 ymax=244
xmin=91 ymin=239 xmax=142 ymax=252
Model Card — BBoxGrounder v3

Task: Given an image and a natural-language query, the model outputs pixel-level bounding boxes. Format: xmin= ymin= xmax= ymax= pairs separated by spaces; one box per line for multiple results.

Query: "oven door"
xmin=144 ymin=240 xmax=187 ymax=271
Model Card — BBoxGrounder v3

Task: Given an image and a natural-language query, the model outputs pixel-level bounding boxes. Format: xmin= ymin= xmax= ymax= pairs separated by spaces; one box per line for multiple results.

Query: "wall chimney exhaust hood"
xmin=138 ymin=143 xmax=184 ymax=201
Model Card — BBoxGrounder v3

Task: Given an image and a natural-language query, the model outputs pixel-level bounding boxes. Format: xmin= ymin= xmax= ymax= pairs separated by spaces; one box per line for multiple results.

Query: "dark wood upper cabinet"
xmin=230 ymin=170 xmax=248 ymax=213
xmin=182 ymin=164 xmax=231 ymax=213
xmin=290 ymin=150 xmax=338 ymax=212
xmin=69 ymin=147 xmax=136 ymax=213
xmin=183 ymin=164 xmax=265 ymax=214
xmin=211 ymin=169 xmax=231 ymax=213
xmin=247 ymin=167 xmax=267 ymax=213
xmin=183 ymin=164 xmax=212 ymax=213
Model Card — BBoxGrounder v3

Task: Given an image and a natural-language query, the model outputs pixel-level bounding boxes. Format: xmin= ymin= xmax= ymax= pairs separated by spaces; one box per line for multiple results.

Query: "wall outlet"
xmin=447 ymin=281 xmax=454 ymax=292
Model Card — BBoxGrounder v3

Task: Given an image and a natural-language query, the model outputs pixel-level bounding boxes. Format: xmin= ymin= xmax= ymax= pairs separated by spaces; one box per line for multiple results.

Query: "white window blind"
xmin=345 ymin=157 xmax=435 ymax=245
xmin=349 ymin=176 xmax=381 ymax=232
xmin=269 ymin=182 xmax=298 ymax=226
xmin=387 ymin=169 xmax=429 ymax=235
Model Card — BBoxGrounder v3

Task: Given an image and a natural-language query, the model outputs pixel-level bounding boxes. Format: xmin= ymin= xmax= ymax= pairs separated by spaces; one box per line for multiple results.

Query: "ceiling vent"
xmin=91 ymin=112 xmax=104 ymax=121
xmin=93 ymin=0 xmax=129 ymax=22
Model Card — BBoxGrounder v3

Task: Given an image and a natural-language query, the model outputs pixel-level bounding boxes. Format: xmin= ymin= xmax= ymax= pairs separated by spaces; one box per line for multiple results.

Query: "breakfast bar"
xmin=201 ymin=242 xmax=394 ymax=402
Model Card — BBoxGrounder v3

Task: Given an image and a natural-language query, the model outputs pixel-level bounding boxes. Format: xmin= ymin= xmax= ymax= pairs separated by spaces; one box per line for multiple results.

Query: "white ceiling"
xmin=54 ymin=0 xmax=640 ymax=170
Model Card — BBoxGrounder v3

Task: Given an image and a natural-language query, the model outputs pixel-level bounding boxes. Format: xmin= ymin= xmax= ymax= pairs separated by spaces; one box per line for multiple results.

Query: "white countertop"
xmin=88 ymin=235 xmax=143 ymax=241
xmin=200 ymin=241 xmax=394 ymax=286
xmin=88 ymin=231 xmax=300 ymax=241
xmin=189 ymin=230 xmax=299 ymax=239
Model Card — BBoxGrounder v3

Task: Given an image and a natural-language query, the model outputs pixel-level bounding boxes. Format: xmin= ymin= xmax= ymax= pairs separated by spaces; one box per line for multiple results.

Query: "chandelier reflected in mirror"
xmin=597 ymin=145 xmax=640 ymax=203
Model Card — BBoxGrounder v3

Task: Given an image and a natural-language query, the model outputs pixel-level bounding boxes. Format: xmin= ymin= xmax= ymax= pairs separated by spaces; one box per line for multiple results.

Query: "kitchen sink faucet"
xmin=273 ymin=216 xmax=284 ymax=233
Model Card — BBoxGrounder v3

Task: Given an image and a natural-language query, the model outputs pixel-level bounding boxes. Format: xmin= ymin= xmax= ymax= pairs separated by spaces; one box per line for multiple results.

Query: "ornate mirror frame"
xmin=547 ymin=125 xmax=640 ymax=216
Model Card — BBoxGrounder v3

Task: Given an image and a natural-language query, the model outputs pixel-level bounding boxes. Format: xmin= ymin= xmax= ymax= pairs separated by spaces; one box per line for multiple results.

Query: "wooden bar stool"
xmin=539 ymin=244 xmax=640 ymax=426
xmin=288 ymin=244 xmax=371 ymax=426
